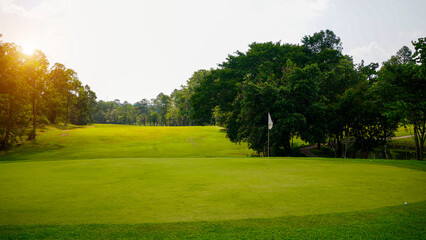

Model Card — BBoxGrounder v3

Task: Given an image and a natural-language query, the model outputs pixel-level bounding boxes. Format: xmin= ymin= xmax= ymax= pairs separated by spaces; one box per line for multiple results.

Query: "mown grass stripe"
xmin=1 ymin=201 xmax=425 ymax=240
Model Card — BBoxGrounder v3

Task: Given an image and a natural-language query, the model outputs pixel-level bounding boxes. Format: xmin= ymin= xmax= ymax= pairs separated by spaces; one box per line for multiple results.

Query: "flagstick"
xmin=267 ymin=112 xmax=273 ymax=169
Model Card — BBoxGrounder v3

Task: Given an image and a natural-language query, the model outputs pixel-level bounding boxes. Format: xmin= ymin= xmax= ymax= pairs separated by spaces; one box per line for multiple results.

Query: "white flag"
xmin=268 ymin=112 xmax=273 ymax=130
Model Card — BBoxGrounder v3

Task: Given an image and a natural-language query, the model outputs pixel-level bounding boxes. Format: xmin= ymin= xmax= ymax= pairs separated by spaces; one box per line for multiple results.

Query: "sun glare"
xmin=21 ymin=43 xmax=36 ymax=55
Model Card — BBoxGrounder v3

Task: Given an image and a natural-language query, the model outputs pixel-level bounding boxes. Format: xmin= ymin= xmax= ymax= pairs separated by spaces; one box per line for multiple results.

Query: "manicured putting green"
xmin=0 ymin=157 xmax=424 ymax=225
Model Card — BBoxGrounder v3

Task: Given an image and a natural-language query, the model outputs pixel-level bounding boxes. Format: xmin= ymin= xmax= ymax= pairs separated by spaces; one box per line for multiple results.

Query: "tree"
xmin=69 ymin=84 xmax=97 ymax=125
xmin=65 ymin=69 xmax=81 ymax=125
xmin=301 ymin=29 xmax=343 ymax=53
xmin=135 ymin=99 xmax=150 ymax=125
xmin=85 ymin=85 xmax=97 ymax=123
xmin=378 ymin=42 xmax=426 ymax=160
xmin=24 ymin=50 xmax=49 ymax=139
xmin=320 ymin=57 xmax=363 ymax=157
xmin=153 ymin=93 xmax=171 ymax=126
xmin=46 ymin=63 xmax=68 ymax=123
xmin=226 ymin=61 xmax=323 ymax=156
xmin=46 ymin=63 xmax=82 ymax=125
xmin=357 ymin=60 xmax=379 ymax=82
xmin=190 ymin=32 xmax=343 ymax=156
xmin=150 ymin=112 xmax=158 ymax=126
xmin=338 ymin=82 xmax=399 ymax=158
xmin=302 ymin=29 xmax=343 ymax=72
xmin=0 ymin=41 xmax=29 ymax=149
xmin=0 ymin=36 xmax=96 ymax=149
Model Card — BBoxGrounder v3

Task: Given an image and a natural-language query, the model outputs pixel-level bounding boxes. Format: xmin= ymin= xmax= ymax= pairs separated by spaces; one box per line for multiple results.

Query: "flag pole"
xmin=268 ymin=112 xmax=273 ymax=169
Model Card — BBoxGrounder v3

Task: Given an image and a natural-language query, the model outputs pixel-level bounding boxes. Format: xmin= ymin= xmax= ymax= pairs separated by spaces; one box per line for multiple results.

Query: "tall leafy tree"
xmin=153 ymin=93 xmax=171 ymax=126
xmin=0 ymin=41 xmax=28 ymax=149
xmin=134 ymin=99 xmax=150 ymax=125
xmin=378 ymin=41 xmax=426 ymax=160
xmin=24 ymin=50 xmax=49 ymax=139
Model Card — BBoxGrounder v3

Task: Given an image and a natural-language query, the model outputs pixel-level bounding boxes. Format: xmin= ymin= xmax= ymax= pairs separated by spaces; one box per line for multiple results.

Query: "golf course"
xmin=0 ymin=125 xmax=425 ymax=239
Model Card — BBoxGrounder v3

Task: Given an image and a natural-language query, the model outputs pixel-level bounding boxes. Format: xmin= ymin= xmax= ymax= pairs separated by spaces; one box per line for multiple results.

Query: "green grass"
xmin=390 ymin=125 xmax=415 ymax=148
xmin=0 ymin=124 xmax=253 ymax=161
xmin=394 ymin=125 xmax=414 ymax=137
xmin=389 ymin=125 xmax=419 ymax=149
xmin=1 ymin=202 xmax=425 ymax=239
xmin=1 ymin=157 xmax=424 ymax=225
xmin=390 ymin=137 xmax=417 ymax=148
xmin=0 ymin=124 xmax=425 ymax=239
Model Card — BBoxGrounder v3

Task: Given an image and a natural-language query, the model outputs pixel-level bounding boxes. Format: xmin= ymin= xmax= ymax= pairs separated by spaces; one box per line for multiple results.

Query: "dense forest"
xmin=1 ymin=31 xmax=425 ymax=160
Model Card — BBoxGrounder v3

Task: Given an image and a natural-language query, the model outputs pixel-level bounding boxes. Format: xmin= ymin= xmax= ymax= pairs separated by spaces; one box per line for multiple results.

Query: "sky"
xmin=1 ymin=0 xmax=425 ymax=103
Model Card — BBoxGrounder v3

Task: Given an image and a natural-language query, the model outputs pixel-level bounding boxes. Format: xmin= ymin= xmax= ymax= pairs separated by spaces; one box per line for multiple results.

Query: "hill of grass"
xmin=393 ymin=125 xmax=414 ymax=137
xmin=0 ymin=124 xmax=253 ymax=161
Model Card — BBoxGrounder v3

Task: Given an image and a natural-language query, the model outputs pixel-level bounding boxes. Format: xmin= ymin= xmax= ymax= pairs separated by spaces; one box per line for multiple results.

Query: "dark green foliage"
xmin=70 ymin=85 xmax=97 ymax=125
xmin=189 ymin=30 xmax=423 ymax=159
xmin=378 ymin=40 xmax=426 ymax=160
xmin=301 ymin=29 xmax=343 ymax=53
xmin=190 ymin=30 xmax=368 ymax=156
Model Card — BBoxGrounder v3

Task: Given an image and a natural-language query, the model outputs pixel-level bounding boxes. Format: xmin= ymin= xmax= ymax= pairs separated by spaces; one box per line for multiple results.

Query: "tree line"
xmin=0 ymin=35 xmax=96 ymax=149
xmin=91 ymin=70 xmax=207 ymax=126
xmin=1 ymin=31 xmax=424 ymax=160
xmin=188 ymin=30 xmax=425 ymax=160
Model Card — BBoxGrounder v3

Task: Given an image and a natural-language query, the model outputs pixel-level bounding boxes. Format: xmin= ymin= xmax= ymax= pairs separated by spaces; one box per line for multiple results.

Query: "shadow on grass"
xmin=0 ymin=143 xmax=64 ymax=161
xmin=218 ymin=128 xmax=227 ymax=133
xmin=0 ymin=201 xmax=424 ymax=239
xmin=52 ymin=124 xmax=85 ymax=130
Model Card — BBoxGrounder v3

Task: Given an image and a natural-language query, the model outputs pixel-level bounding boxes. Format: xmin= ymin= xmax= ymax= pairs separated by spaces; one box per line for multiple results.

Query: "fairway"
xmin=0 ymin=157 xmax=425 ymax=225
xmin=0 ymin=125 xmax=252 ymax=161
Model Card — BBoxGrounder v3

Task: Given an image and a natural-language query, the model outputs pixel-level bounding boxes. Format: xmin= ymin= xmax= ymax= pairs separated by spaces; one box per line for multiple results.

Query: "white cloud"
xmin=398 ymin=29 xmax=426 ymax=46
xmin=0 ymin=0 xmax=26 ymax=15
xmin=348 ymin=42 xmax=389 ymax=65
xmin=348 ymin=29 xmax=425 ymax=66
xmin=25 ymin=0 xmax=66 ymax=19
xmin=0 ymin=0 xmax=66 ymax=18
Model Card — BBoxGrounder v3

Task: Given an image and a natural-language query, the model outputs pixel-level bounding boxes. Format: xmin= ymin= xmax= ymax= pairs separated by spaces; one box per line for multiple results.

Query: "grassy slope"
xmin=0 ymin=124 xmax=425 ymax=239
xmin=393 ymin=125 xmax=414 ymax=137
xmin=387 ymin=126 xmax=424 ymax=158
xmin=0 ymin=125 xmax=252 ymax=161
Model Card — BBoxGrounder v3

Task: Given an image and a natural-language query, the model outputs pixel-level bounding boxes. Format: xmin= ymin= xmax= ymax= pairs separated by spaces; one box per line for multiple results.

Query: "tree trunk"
xmin=284 ymin=136 xmax=291 ymax=156
xmin=337 ymin=138 xmax=342 ymax=158
xmin=30 ymin=98 xmax=36 ymax=140
xmin=2 ymin=103 xmax=13 ymax=150
xmin=419 ymin=122 xmax=425 ymax=161
xmin=413 ymin=124 xmax=425 ymax=161
xmin=66 ymin=97 xmax=69 ymax=126
xmin=384 ymin=144 xmax=388 ymax=159
xmin=1 ymin=131 xmax=9 ymax=150
xmin=352 ymin=142 xmax=357 ymax=158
